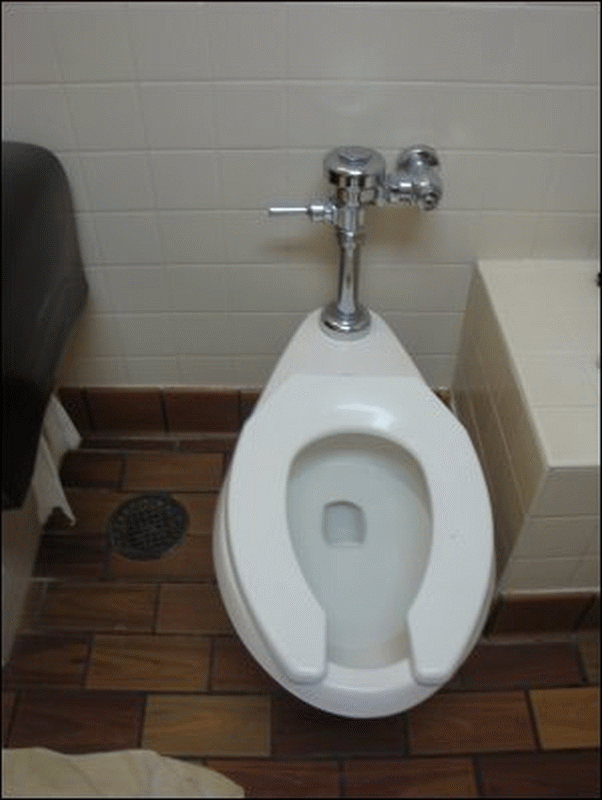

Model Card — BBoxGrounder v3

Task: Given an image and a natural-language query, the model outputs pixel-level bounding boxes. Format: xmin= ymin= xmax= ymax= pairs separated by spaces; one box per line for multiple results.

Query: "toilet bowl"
xmin=213 ymin=308 xmax=495 ymax=718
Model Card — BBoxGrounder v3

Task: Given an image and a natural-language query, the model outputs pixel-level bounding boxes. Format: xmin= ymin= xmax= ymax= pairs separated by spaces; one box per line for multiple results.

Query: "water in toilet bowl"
xmin=287 ymin=432 xmax=432 ymax=669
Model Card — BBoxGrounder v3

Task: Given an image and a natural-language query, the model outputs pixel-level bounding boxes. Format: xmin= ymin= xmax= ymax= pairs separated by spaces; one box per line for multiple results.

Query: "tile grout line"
xmin=118 ymin=448 xmax=127 ymax=491
xmin=207 ymin=635 xmax=216 ymax=694
xmin=524 ymin=689 xmax=543 ymax=752
xmin=151 ymin=582 xmax=162 ymax=635
xmin=80 ymin=633 xmax=95 ymax=690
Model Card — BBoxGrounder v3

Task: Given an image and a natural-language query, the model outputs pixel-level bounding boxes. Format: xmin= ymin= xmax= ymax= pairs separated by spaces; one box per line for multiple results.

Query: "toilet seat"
xmin=226 ymin=373 xmax=493 ymax=688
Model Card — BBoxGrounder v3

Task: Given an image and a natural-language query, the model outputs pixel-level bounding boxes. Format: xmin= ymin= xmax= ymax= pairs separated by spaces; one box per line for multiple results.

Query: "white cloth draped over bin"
xmin=31 ymin=394 xmax=81 ymax=526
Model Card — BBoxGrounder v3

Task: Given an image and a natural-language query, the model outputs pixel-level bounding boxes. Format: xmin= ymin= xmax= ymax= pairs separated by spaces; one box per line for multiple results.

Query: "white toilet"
xmin=213 ymin=308 xmax=495 ymax=719
xmin=213 ymin=145 xmax=495 ymax=718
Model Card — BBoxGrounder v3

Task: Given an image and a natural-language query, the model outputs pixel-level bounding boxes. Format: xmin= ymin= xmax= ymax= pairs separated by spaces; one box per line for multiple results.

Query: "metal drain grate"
xmin=107 ymin=493 xmax=188 ymax=560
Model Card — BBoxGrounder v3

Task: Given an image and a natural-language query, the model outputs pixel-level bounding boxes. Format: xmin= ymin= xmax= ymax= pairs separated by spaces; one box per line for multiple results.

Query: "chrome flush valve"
xmin=268 ymin=145 xmax=443 ymax=338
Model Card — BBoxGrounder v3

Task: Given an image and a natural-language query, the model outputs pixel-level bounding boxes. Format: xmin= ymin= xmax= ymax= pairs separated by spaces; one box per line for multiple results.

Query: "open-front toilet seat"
xmin=226 ymin=373 xmax=494 ymax=694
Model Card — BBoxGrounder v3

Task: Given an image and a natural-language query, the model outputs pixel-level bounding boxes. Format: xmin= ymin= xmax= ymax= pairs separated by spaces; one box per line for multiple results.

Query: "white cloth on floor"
xmin=1 ymin=748 xmax=244 ymax=798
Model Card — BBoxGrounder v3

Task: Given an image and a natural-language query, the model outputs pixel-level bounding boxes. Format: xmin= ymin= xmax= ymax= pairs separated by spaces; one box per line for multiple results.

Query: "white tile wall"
xmin=66 ymin=85 xmax=147 ymax=150
xmin=79 ymin=152 xmax=156 ymax=211
xmin=93 ymin=212 xmax=163 ymax=264
xmin=138 ymin=83 xmax=216 ymax=149
xmin=49 ymin=4 xmax=136 ymax=83
xmin=2 ymin=1 xmax=599 ymax=388
xmin=1 ymin=3 xmax=62 ymax=84
xmin=127 ymin=3 xmax=212 ymax=80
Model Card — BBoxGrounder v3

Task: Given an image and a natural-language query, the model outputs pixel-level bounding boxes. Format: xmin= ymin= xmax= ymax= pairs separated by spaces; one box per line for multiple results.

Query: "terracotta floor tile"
xmin=272 ymin=692 xmax=405 ymax=757
xmin=23 ymin=439 xmax=598 ymax=783
xmin=212 ymin=637 xmax=279 ymax=692
xmin=65 ymin=490 xmax=136 ymax=533
xmin=530 ymin=686 xmax=600 ymax=749
xmin=2 ymin=634 xmax=90 ymax=688
xmin=457 ymin=641 xmax=583 ymax=690
xmin=8 ymin=689 xmax=143 ymax=753
xmin=33 ymin=534 xmax=107 ymax=579
xmin=123 ymin=452 xmax=223 ymax=491
xmin=578 ymin=634 xmax=600 ymax=684
xmin=157 ymin=584 xmax=232 ymax=634
xmin=86 ymin=634 xmax=209 ymax=691
xmin=38 ymin=583 xmax=156 ymax=632
xmin=343 ymin=757 xmax=478 ymax=798
xmin=172 ymin=493 xmax=218 ymax=534
xmin=142 ymin=695 xmax=271 ymax=757
xmin=60 ymin=451 xmax=124 ymax=488
xmin=2 ymin=692 xmax=16 ymax=746
xmin=408 ymin=691 xmax=536 ymax=755
xmin=109 ymin=535 xmax=214 ymax=581
xmin=478 ymin=750 xmax=601 ymax=797
xmin=206 ymin=758 xmax=340 ymax=798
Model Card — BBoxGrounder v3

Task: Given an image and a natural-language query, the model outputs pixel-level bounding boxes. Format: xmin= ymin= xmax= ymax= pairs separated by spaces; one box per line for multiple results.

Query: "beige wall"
xmin=2 ymin=2 xmax=599 ymax=388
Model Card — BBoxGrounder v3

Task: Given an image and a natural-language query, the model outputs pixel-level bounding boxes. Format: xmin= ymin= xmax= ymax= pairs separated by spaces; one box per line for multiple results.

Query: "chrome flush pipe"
xmin=329 ymin=219 xmax=368 ymax=336
xmin=319 ymin=147 xmax=379 ymax=337
xmin=268 ymin=145 xmax=442 ymax=339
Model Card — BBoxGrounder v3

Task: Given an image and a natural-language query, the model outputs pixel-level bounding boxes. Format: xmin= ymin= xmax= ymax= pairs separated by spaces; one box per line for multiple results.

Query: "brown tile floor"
xmin=2 ymin=435 xmax=600 ymax=798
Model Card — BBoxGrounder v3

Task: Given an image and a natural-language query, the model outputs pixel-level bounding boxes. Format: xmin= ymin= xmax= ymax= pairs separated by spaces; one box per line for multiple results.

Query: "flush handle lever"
xmin=268 ymin=201 xmax=336 ymax=223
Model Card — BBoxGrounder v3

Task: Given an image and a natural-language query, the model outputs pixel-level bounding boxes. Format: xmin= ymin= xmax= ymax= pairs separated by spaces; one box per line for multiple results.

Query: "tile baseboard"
xmin=58 ymin=387 xmax=263 ymax=435
xmin=486 ymin=592 xmax=599 ymax=636
xmin=58 ymin=386 xmax=453 ymax=435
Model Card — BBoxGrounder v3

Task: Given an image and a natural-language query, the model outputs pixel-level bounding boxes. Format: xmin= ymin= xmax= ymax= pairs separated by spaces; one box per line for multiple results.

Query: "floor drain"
xmin=107 ymin=493 xmax=188 ymax=560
